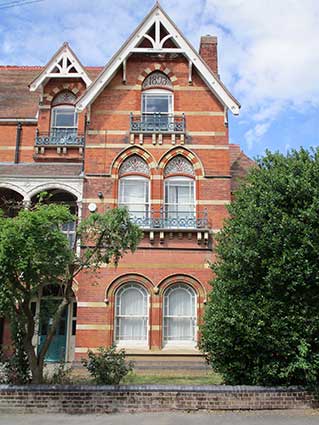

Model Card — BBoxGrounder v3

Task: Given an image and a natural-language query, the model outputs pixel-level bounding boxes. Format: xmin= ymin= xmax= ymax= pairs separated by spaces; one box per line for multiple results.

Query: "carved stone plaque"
xmin=142 ymin=72 xmax=173 ymax=90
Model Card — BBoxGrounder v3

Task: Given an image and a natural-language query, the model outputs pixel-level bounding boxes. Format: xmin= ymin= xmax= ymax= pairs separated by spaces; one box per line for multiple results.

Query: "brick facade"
xmin=0 ymin=4 xmax=254 ymax=361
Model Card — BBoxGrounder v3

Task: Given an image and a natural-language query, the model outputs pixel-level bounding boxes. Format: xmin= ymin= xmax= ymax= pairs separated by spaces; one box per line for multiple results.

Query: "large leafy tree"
xmin=0 ymin=204 xmax=142 ymax=383
xmin=201 ymin=148 xmax=319 ymax=386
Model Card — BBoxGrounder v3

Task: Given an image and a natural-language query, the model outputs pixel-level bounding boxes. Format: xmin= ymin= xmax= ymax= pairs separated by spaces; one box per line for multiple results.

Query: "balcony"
xmin=128 ymin=209 xmax=210 ymax=245
xmin=35 ymin=129 xmax=85 ymax=147
xmin=34 ymin=129 xmax=84 ymax=159
xmin=128 ymin=208 xmax=209 ymax=229
xmin=130 ymin=113 xmax=185 ymax=134
xmin=129 ymin=113 xmax=186 ymax=146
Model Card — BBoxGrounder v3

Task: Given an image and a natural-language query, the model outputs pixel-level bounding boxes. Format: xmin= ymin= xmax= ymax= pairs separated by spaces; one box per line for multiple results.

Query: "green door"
xmin=38 ymin=299 xmax=68 ymax=362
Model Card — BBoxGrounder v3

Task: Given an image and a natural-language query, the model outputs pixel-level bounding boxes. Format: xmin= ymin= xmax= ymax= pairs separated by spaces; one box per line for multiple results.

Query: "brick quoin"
xmin=0 ymin=4 xmax=254 ymax=362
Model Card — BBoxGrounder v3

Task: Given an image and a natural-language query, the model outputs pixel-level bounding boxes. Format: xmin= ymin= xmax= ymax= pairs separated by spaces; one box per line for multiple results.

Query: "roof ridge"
xmin=0 ymin=65 xmax=43 ymax=69
xmin=0 ymin=65 xmax=104 ymax=70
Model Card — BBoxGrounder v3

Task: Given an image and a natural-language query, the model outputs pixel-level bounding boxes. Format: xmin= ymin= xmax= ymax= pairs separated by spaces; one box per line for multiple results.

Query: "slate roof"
xmin=0 ymin=66 xmax=102 ymax=119
xmin=229 ymin=144 xmax=255 ymax=193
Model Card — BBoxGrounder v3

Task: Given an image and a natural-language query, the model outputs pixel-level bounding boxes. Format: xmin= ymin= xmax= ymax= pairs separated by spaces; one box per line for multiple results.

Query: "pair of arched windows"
xmin=115 ymin=283 xmax=196 ymax=346
xmin=118 ymin=155 xmax=196 ymax=228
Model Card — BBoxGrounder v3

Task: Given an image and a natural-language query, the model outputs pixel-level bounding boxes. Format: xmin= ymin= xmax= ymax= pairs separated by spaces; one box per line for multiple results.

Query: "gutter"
xmin=0 ymin=118 xmax=37 ymax=124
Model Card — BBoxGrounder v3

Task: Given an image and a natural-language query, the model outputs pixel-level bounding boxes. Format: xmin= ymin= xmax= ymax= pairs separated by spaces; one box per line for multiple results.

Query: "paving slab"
xmin=0 ymin=411 xmax=319 ymax=425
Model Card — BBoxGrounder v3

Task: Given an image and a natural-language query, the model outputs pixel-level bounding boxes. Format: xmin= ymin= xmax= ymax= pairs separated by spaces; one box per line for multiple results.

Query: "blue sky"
xmin=0 ymin=0 xmax=318 ymax=159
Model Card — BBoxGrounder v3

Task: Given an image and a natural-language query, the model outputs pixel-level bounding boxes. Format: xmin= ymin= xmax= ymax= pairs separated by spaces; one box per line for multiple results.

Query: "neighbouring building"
xmin=0 ymin=4 xmax=253 ymax=363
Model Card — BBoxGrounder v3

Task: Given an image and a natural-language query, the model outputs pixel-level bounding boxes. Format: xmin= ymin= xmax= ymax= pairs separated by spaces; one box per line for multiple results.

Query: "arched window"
xmin=115 ymin=283 xmax=149 ymax=345
xmin=164 ymin=156 xmax=195 ymax=228
xmin=163 ymin=284 xmax=196 ymax=346
xmin=118 ymin=155 xmax=150 ymax=226
xmin=51 ymin=91 xmax=78 ymax=142
xmin=142 ymin=72 xmax=173 ymax=131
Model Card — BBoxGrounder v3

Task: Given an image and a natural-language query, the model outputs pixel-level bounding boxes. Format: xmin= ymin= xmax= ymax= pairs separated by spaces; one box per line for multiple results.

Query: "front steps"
xmin=124 ymin=350 xmax=209 ymax=374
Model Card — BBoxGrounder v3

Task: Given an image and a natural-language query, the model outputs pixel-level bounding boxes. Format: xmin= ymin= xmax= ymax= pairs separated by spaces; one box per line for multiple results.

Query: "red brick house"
xmin=0 ymin=4 xmax=253 ymax=363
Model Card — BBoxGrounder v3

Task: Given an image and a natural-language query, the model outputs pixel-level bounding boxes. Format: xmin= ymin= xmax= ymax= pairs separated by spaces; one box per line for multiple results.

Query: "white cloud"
xmin=0 ymin=0 xmax=318 ymax=151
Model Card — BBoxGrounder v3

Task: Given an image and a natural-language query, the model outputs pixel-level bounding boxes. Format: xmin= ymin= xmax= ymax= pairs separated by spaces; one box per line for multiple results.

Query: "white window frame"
xmin=51 ymin=105 xmax=78 ymax=134
xmin=163 ymin=284 xmax=197 ymax=348
xmin=118 ymin=175 xmax=150 ymax=222
xmin=115 ymin=283 xmax=149 ymax=347
xmin=164 ymin=176 xmax=196 ymax=228
xmin=142 ymin=88 xmax=173 ymax=115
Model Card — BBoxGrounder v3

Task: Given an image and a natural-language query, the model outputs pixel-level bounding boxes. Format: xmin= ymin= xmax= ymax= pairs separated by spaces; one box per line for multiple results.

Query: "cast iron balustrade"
xmin=130 ymin=113 xmax=185 ymax=134
xmin=35 ymin=129 xmax=85 ymax=146
xmin=128 ymin=208 xmax=209 ymax=229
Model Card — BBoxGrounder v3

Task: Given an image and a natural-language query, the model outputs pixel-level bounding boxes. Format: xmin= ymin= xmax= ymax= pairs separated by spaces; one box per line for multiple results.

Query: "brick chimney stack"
xmin=199 ymin=35 xmax=218 ymax=76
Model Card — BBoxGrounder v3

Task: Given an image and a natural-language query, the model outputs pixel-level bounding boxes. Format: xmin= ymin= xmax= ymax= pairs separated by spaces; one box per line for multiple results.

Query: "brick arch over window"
xmin=158 ymin=147 xmax=204 ymax=178
xmin=43 ymin=83 xmax=82 ymax=106
xmin=52 ymin=90 xmax=77 ymax=106
xmin=105 ymin=274 xmax=154 ymax=301
xmin=110 ymin=147 xmax=156 ymax=178
xmin=157 ymin=274 xmax=207 ymax=299
xmin=136 ymin=63 xmax=178 ymax=87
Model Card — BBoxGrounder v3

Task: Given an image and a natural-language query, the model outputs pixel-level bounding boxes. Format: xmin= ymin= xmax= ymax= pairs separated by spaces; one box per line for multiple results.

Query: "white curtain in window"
xmin=163 ymin=285 xmax=196 ymax=343
xmin=119 ymin=177 xmax=149 ymax=219
xmin=115 ymin=284 xmax=148 ymax=342
xmin=165 ymin=177 xmax=195 ymax=217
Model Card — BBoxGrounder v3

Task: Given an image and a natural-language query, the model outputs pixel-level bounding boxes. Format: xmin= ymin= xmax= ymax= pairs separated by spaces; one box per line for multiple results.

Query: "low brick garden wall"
xmin=0 ymin=385 xmax=318 ymax=413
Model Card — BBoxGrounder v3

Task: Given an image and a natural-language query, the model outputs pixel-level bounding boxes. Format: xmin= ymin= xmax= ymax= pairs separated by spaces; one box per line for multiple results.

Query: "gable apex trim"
xmin=29 ymin=42 xmax=92 ymax=92
xmin=76 ymin=4 xmax=240 ymax=115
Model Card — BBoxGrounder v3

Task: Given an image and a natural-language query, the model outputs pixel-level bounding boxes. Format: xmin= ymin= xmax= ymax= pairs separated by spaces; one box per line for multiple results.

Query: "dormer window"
xmin=50 ymin=91 xmax=78 ymax=143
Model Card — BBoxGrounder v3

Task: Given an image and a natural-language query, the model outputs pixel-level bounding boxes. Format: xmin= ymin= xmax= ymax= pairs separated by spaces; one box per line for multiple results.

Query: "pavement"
xmin=0 ymin=411 xmax=319 ymax=425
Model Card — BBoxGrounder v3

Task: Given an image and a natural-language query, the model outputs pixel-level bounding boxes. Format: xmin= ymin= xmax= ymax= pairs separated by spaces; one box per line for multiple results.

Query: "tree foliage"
xmin=201 ymin=148 xmax=319 ymax=386
xmin=0 ymin=204 xmax=142 ymax=383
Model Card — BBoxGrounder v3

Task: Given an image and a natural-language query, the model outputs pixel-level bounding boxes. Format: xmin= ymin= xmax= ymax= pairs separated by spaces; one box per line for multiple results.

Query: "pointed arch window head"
xmin=164 ymin=155 xmax=195 ymax=177
xmin=119 ymin=155 xmax=150 ymax=177
xmin=52 ymin=90 xmax=77 ymax=106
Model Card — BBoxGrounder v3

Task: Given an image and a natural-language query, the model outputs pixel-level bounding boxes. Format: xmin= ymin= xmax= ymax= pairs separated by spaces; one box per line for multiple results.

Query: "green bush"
xmin=82 ymin=345 xmax=133 ymax=385
xmin=201 ymin=148 xmax=319 ymax=386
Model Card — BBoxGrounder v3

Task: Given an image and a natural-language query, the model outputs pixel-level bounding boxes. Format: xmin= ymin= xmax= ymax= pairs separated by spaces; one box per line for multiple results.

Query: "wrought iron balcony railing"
xmin=130 ymin=113 xmax=185 ymax=134
xmin=35 ymin=129 xmax=85 ymax=146
xmin=128 ymin=208 xmax=209 ymax=229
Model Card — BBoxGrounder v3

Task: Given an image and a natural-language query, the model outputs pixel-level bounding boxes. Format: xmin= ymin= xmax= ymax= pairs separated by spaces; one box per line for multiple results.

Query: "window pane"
xmin=119 ymin=179 xmax=149 ymax=219
xmin=52 ymin=108 xmax=77 ymax=128
xmin=163 ymin=285 xmax=196 ymax=343
xmin=117 ymin=318 xmax=147 ymax=340
xmin=115 ymin=284 xmax=148 ymax=342
xmin=120 ymin=287 xmax=146 ymax=316
xmin=143 ymin=94 xmax=171 ymax=113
